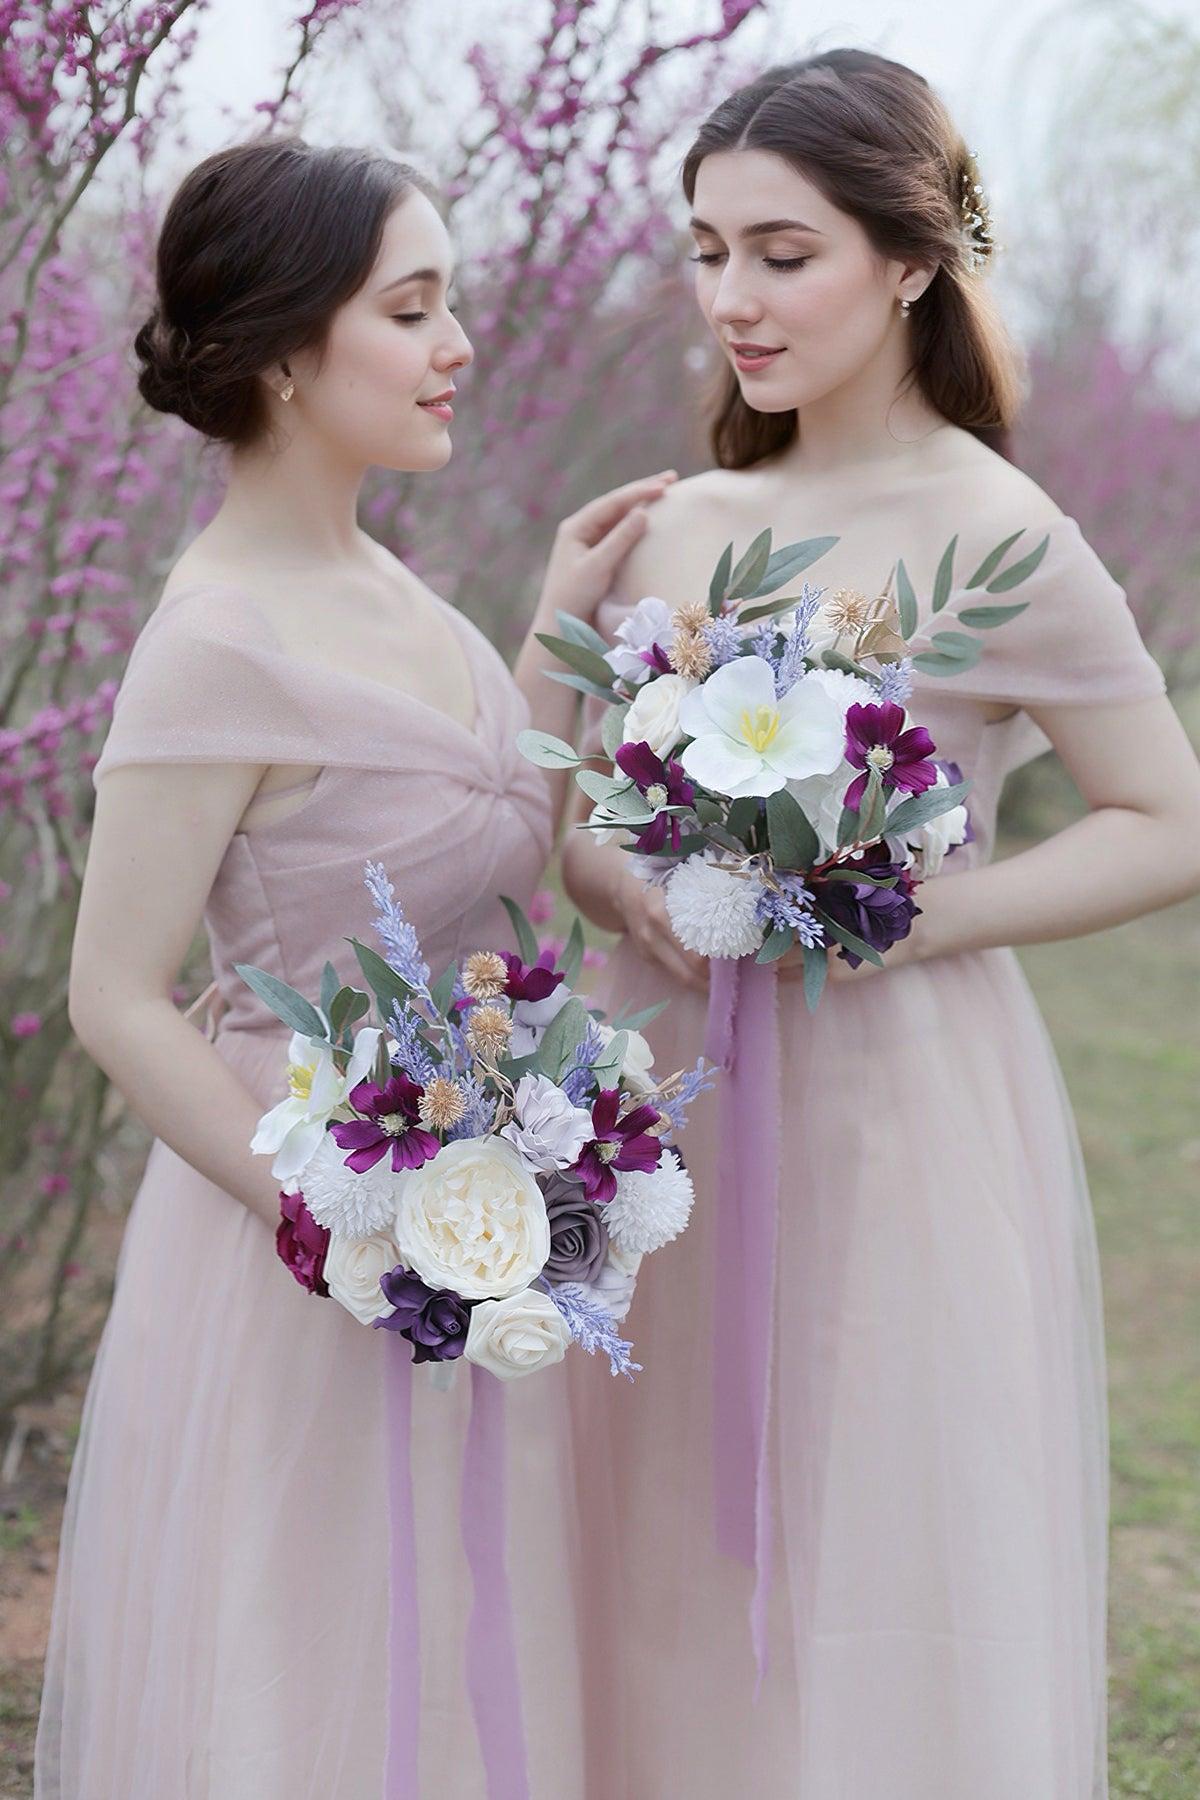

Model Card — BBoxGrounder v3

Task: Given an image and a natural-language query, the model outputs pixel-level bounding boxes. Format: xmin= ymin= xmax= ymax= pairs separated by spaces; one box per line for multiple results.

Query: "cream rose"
xmin=621 ymin=671 xmax=693 ymax=759
xmin=392 ymin=1137 xmax=550 ymax=1301
xmin=595 ymin=1023 xmax=656 ymax=1096
xmin=323 ymin=1231 xmax=399 ymax=1325
xmin=465 ymin=1286 xmax=572 ymax=1381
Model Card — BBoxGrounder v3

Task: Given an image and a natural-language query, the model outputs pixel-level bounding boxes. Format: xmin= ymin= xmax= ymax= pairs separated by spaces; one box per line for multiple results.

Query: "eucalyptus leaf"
xmin=820 ymin=868 xmax=898 ymax=888
xmin=536 ymin=995 xmax=590 ymax=1082
xmin=561 ymin=915 xmax=585 ymax=989
xmin=328 ymin=984 xmax=370 ymax=1037
xmin=694 ymin=795 xmax=724 ymax=824
xmin=928 ymin=629 xmax=981 ymax=662
xmin=708 ymin=541 xmax=734 ymax=615
xmin=497 ymin=1051 xmax=543 ymax=1084
xmin=956 ymin=601 xmax=1030 ymax=629
xmin=545 ymin=669 xmax=623 ymax=704
xmin=500 ymin=895 xmax=541 ymax=965
xmin=821 ymin=648 xmax=875 ymax=680
xmin=931 ymin=534 xmax=958 ymax=613
xmin=601 ymin=702 xmax=630 ymax=761
xmin=347 ymin=939 xmax=418 ymax=1023
xmin=611 ymin=999 xmax=668 ymax=1032
xmin=234 ymin=963 xmax=327 ymax=1039
xmin=319 ymin=961 xmax=339 ymax=1018
xmin=985 ymin=533 xmax=1049 ymax=592
xmin=576 ymin=767 xmax=632 ymax=805
xmin=856 ymin=767 xmax=887 ymax=843
xmin=836 ymin=803 xmax=861 ymax=849
xmin=747 ymin=534 xmax=839 ymax=598
xmin=554 ymin=610 xmax=612 ymax=657
xmin=766 ymin=788 xmax=818 ymax=870
xmin=813 ymin=909 xmax=885 ymax=968
xmin=534 ymin=632 xmax=615 ymax=688
xmin=964 ymin=529 xmax=1025 ymax=589
xmin=895 ymin=559 xmax=918 ymax=640
xmin=429 ymin=963 xmax=458 ymax=1016
xmin=726 ymin=528 xmax=773 ymax=601
xmin=803 ymin=942 xmax=828 ymax=1012
xmin=910 ymin=651 xmax=976 ymax=678
xmin=756 ymin=927 xmax=793 ymax=964
xmin=726 ymin=794 xmax=762 ymax=841
xmin=883 ymin=780 xmax=970 ymax=837
xmin=737 ymin=592 xmax=812 ymax=626
xmin=517 ymin=727 xmax=581 ymax=769
xmin=591 ymin=1028 xmax=629 ymax=1087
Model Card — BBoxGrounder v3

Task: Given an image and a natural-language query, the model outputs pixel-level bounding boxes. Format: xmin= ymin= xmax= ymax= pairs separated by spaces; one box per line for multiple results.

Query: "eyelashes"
xmin=688 ymin=252 xmax=810 ymax=271
xmin=393 ymin=304 xmax=461 ymax=325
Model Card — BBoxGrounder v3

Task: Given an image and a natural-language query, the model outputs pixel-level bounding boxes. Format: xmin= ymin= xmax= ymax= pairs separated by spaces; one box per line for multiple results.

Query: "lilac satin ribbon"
xmin=702 ymin=954 xmax=782 ymax=1702
xmin=384 ymin=1338 xmax=530 ymax=1798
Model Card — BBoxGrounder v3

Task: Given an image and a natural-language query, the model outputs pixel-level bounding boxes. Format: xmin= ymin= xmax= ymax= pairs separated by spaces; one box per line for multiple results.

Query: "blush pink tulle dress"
xmin=33 ymin=582 xmax=613 ymax=1799
xmin=566 ymin=513 xmax=1167 ymax=1800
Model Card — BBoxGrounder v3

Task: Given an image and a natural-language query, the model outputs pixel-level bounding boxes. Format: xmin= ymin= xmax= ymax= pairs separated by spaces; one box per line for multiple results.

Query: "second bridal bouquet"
xmin=520 ymin=525 xmax=1046 ymax=1007
xmin=237 ymin=864 xmax=713 ymax=1381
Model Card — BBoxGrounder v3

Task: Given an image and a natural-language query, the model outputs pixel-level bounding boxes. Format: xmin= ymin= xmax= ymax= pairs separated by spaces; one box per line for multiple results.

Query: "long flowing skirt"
xmin=568 ymin=941 xmax=1110 ymax=1800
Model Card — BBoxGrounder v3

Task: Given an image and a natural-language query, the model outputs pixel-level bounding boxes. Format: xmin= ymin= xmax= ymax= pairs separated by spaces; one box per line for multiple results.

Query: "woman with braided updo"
xmin=562 ymin=48 xmax=1200 ymax=1798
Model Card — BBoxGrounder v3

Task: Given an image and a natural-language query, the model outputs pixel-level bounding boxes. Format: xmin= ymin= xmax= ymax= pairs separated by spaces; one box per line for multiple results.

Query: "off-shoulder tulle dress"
xmin=566 ymin=513 xmax=1168 ymax=1800
xmin=33 ymin=583 xmax=605 ymax=1799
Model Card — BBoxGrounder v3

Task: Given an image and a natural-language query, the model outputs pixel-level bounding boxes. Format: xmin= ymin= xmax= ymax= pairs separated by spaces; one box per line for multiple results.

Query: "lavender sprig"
xmin=364 ymin=861 xmax=431 ymax=997
xmin=541 ymin=1278 xmax=642 ymax=1380
xmin=876 ymin=657 xmax=914 ymax=705
xmin=657 ymin=1055 xmax=719 ymax=1133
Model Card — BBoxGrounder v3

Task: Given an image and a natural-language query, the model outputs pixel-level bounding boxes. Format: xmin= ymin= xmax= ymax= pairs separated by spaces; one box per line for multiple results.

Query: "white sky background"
xmin=120 ymin=0 xmax=1200 ymax=369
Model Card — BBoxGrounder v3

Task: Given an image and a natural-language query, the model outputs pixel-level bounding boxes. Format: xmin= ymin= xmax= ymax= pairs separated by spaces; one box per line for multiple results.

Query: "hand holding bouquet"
xmin=521 ymin=524 xmax=1045 ymax=1005
xmin=238 ymin=865 xmax=713 ymax=1380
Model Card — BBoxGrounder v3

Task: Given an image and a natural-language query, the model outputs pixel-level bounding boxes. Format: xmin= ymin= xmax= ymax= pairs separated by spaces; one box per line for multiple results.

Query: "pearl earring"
xmin=899 ymin=297 xmax=912 ymax=316
xmin=279 ymin=378 xmax=295 ymax=402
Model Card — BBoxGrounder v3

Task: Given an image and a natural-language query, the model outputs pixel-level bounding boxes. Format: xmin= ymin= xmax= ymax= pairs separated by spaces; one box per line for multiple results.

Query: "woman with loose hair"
xmin=563 ymin=48 xmax=1200 ymax=1797
xmin=34 ymin=135 xmax=675 ymax=1797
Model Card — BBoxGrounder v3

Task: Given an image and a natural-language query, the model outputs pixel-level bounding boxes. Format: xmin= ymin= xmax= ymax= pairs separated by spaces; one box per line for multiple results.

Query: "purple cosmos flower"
xmin=571 ymin=1087 xmax=664 ymax=1206
xmin=276 ymin=1188 xmax=330 ymax=1296
xmin=843 ymin=700 xmax=937 ymax=811
xmin=813 ymin=846 xmax=922 ymax=968
xmin=500 ymin=946 xmax=565 ymax=1004
xmin=329 ymin=1073 xmax=440 ymax=1174
xmin=374 ymin=1265 xmax=472 ymax=1361
xmin=614 ymin=738 xmax=696 ymax=853
xmin=639 ymin=642 xmax=673 ymax=675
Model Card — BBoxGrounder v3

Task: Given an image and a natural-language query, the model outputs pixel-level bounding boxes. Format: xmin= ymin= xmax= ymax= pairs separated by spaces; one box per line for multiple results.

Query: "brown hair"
xmin=134 ymin=138 xmax=433 ymax=447
xmin=682 ymin=49 xmax=1023 ymax=468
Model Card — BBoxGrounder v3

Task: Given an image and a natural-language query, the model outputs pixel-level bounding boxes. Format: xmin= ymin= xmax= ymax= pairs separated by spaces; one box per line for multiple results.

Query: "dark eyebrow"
xmin=376 ymin=267 xmax=446 ymax=295
xmin=688 ymin=215 xmax=824 ymax=239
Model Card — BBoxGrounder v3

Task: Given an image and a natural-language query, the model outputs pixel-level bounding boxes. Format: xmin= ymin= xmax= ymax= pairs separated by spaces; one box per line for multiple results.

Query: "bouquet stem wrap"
xmin=384 ymin=1337 xmax=530 ymax=1797
xmin=702 ymin=955 xmax=782 ymax=1702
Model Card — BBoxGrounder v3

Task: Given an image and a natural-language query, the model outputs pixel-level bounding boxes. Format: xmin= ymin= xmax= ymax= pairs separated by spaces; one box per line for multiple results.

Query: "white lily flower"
xmin=251 ymin=1025 xmax=383 ymax=1185
xmin=677 ymin=658 xmax=846 ymax=799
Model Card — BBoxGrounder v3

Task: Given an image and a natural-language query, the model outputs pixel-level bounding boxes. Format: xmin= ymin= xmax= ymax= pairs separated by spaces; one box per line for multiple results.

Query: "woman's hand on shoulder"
xmin=536 ymin=469 xmax=678 ymax=625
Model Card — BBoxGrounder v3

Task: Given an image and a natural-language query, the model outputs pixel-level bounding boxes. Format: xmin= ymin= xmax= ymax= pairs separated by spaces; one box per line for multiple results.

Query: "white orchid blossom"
xmin=251 ymin=1025 xmax=383 ymax=1184
xmin=677 ymin=658 xmax=846 ymax=799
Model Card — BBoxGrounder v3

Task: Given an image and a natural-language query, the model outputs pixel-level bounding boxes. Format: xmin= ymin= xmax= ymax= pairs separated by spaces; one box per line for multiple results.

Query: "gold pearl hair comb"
xmin=960 ymin=148 xmax=999 ymax=273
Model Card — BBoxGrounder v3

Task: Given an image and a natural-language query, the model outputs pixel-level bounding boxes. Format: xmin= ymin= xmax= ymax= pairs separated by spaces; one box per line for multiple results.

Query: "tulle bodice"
xmin=92 ymin=581 xmax=554 ymax=1035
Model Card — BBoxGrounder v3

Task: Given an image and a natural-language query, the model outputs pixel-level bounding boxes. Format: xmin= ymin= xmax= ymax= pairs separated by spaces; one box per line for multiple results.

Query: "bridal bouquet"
xmin=236 ymin=864 xmax=713 ymax=1381
xmin=520 ymin=525 xmax=1044 ymax=1008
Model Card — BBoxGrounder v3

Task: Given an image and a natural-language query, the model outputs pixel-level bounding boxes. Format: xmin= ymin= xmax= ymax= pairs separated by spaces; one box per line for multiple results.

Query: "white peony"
xmin=323 ymin=1230 xmax=400 ymax=1325
xmin=603 ymin=595 xmax=673 ymax=685
xmin=595 ymin=1022 xmax=656 ymax=1096
xmin=297 ymin=1127 xmax=403 ymax=1241
xmin=581 ymin=1239 xmax=644 ymax=1323
xmin=605 ymin=1155 xmax=695 ymax=1254
xmin=500 ymin=1073 xmax=594 ymax=1172
xmin=252 ymin=1026 xmax=383 ymax=1185
xmin=621 ymin=672 xmax=695 ymax=760
xmin=664 ymin=854 xmax=764 ymax=959
xmin=465 ymin=1286 xmax=573 ymax=1380
xmin=393 ymin=1136 xmax=550 ymax=1300
xmin=678 ymin=658 xmax=845 ymax=799
xmin=510 ymin=980 xmax=574 ymax=1060
xmin=888 ymin=766 xmax=968 ymax=879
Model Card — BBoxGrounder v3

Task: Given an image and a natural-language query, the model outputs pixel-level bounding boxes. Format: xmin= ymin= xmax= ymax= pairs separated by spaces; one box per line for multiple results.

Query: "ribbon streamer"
xmin=703 ymin=954 xmax=782 ymax=1701
xmin=383 ymin=1344 xmax=531 ymax=1798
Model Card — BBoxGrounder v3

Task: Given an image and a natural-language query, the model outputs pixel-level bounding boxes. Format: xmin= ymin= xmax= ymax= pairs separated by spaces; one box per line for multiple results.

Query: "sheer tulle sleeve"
xmin=93 ymin=586 xmax=335 ymax=783
xmin=910 ymin=515 xmax=1167 ymax=710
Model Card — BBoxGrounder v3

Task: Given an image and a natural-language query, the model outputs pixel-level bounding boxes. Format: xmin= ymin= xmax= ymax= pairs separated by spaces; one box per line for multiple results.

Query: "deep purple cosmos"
xmin=571 ymin=1087 xmax=664 ymax=1205
xmin=614 ymin=738 xmax=696 ymax=853
xmin=275 ymin=1188 xmax=330 ymax=1296
xmin=813 ymin=845 xmax=923 ymax=969
xmin=374 ymin=1265 xmax=473 ymax=1361
xmin=639 ymin=643 xmax=673 ymax=675
xmin=500 ymin=946 xmax=565 ymax=1004
xmin=329 ymin=1073 xmax=440 ymax=1174
xmin=843 ymin=701 xmax=937 ymax=811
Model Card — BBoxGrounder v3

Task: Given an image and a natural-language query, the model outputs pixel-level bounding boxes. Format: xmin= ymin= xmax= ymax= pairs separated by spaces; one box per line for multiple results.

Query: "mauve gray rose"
xmin=540 ymin=1171 xmax=609 ymax=1284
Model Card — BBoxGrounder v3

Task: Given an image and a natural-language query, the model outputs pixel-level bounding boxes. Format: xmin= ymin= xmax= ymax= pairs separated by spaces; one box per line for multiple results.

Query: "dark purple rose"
xmin=374 ymin=1264 xmax=473 ymax=1362
xmin=276 ymin=1188 xmax=330 ymax=1296
xmin=813 ymin=846 xmax=922 ymax=969
xmin=329 ymin=1072 xmax=440 ymax=1174
xmin=500 ymin=946 xmax=566 ymax=1004
xmin=843 ymin=700 xmax=937 ymax=810
xmin=540 ymin=1171 xmax=610 ymax=1283
xmin=571 ymin=1087 xmax=663 ymax=1206
xmin=614 ymin=739 xmax=696 ymax=854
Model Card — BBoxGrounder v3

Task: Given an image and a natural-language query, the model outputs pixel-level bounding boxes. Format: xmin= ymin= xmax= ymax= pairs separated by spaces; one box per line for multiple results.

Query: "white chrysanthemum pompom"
xmin=297 ymin=1129 xmax=403 ymax=1241
xmin=605 ymin=1156 xmax=695 ymax=1255
xmin=664 ymin=855 xmax=764 ymax=959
